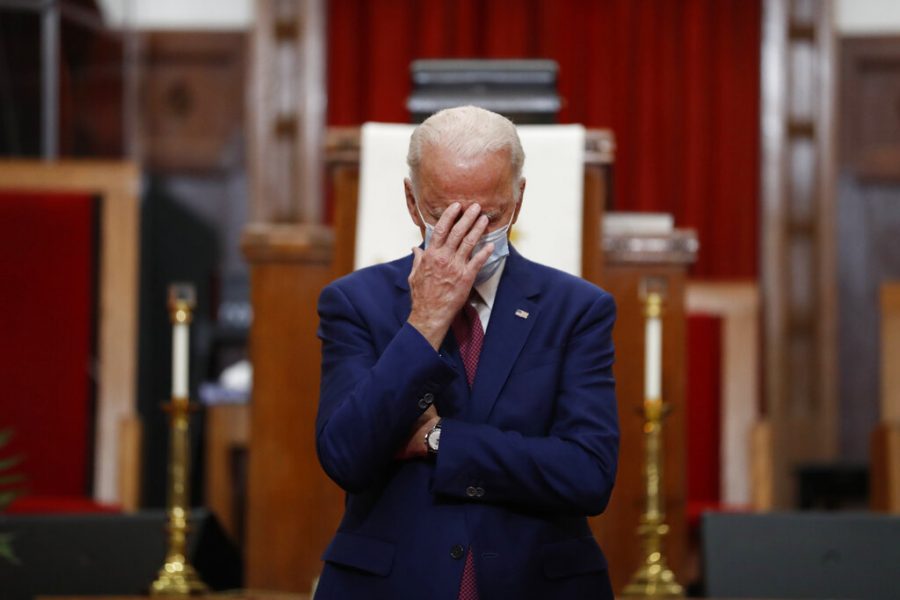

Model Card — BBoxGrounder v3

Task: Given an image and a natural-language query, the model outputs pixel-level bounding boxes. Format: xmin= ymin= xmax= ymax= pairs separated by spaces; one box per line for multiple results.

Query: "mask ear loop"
xmin=414 ymin=198 xmax=429 ymax=227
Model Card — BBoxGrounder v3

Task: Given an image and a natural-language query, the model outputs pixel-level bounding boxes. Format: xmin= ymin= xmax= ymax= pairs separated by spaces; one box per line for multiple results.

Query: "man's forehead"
xmin=420 ymin=142 xmax=511 ymax=165
xmin=428 ymin=203 xmax=503 ymax=215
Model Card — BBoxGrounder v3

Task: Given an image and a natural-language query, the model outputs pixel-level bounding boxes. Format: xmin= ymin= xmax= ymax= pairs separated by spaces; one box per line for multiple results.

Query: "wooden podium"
xmin=242 ymin=128 xmax=696 ymax=594
xmin=596 ymin=231 xmax=698 ymax=593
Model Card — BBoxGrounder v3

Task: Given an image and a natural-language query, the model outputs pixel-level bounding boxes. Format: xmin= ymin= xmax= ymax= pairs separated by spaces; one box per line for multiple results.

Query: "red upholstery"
xmin=5 ymin=495 xmax=118 ymax=514
xmin=0 ymin=190 xmax=99 ymax=510
xmin=686 ymin=314 xmax=722 ymax=528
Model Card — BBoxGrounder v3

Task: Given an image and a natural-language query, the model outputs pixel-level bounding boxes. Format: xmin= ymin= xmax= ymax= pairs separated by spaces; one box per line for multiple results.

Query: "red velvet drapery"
xmin=686 ymin=314 xmax=723 ymax=523
xmin=328 ymin=0 xmax=760 ymax=279
xmin=0 ymin=192 xmax=95 ymax=500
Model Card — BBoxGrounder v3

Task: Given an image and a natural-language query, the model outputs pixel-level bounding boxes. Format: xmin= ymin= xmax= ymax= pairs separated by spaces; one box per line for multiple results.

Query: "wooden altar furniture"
xmin=241 ymin=224 xmax=343 ymax=592
xmin=594 ymin=231 xmax=697 ymax=594
xmin=872 ymin=283 xmax=900 ymax=512
xmin=243 ymin=128 xmax=694 ymax=594
xmin=686 ymin=282 xmax=761 ymax=509
xmin=205 ymin=402 xmax=250 ymax=542
xmin=0 ymin=160 xmax=140 ymax=509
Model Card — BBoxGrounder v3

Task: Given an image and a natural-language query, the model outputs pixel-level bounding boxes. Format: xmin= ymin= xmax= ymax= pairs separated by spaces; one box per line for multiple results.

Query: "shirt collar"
xmin=473 ymin=257 xmax=506 ymax=310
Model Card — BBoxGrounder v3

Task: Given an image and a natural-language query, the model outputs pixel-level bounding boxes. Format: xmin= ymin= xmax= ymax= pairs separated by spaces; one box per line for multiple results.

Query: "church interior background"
xmin=1 ymin=0 xmax=899 ymax=597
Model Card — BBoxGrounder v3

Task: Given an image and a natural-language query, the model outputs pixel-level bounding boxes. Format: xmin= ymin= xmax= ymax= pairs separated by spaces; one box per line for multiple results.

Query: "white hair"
xmin=407 ymin=105 xmax=525 ymax=193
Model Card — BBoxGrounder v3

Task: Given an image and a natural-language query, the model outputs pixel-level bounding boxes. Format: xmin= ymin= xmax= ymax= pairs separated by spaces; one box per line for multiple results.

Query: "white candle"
xmin=645 ymin=311 xmax=662 ymax=400
xmin=172 ymin=322 xmax=189 ymax=398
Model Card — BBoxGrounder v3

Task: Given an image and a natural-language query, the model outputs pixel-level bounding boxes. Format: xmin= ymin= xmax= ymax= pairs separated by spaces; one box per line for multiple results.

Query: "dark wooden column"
xmin=760 ymin=0 xmax=839 ymax=507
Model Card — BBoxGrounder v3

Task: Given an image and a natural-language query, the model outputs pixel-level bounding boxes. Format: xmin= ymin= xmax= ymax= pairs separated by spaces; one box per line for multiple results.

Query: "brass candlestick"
xmin=151 ymin=284 xmax=208 ymax=596
xmin=623 ymin=288 xmax=683 ymax=598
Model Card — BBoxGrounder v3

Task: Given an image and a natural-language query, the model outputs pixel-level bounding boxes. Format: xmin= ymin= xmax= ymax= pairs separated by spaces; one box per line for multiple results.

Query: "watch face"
xmin=428 ymin=427 xmax=441 ymax=451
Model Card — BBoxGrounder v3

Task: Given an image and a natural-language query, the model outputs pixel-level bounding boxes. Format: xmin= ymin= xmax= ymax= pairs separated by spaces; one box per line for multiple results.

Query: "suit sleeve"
xmin=315 ymin=282 xmax=458 ymax=493
xmin=431 ymin=292 xmax=619 ymax=516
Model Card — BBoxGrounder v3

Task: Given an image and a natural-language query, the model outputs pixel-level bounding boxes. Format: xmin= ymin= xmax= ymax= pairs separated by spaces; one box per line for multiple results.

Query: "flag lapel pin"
xmin=515 ymin=309 xmax=529 ymax=319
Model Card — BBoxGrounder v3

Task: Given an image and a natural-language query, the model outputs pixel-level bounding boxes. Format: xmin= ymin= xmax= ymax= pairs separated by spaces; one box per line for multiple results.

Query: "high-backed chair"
xmin=0 ymin=161 xmax=140 ymax=511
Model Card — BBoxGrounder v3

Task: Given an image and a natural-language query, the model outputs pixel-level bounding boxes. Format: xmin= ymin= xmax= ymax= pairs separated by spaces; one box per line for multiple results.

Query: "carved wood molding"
xmin=760 ymin=0 xmax=838 ymax=507
xmin=248 ymin=0 xmax=326 ymax=223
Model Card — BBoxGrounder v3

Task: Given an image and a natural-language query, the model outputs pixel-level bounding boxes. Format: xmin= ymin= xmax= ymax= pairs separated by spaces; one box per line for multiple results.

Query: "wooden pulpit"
xmin=242 ymin=128 xmax=696 ymax=594
xmin=596 ymin=231 xmax=698 ymax=592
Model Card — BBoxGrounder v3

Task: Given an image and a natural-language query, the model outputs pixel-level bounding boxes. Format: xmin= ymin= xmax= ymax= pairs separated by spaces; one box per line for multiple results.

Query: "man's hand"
xmin=395 ymin=405 xmax=440 ymax=460
xmin=407 ymin=202 xmax=493 ymax=350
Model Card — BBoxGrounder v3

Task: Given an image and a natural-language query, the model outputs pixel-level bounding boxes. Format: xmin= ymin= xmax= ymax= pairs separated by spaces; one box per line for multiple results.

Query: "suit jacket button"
xmin=475 ymin=487 xmax=485 ymax=498
xmin=466 ymin=486 xmax=478 ymax=497
xmin=417 ymin=392 xmax=435 ymax=409
xmin=450 ymin=544 xmax=465 ymax=560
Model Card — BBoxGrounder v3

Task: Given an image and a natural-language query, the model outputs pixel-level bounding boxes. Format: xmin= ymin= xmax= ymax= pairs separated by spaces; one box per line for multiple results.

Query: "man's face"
xmin=405 ymin=145 xmax=525 ymax=237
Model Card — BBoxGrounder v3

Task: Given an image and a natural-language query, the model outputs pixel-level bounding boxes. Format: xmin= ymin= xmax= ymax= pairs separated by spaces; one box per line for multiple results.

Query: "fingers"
xmin=456 ymin=214 xmax=489 ymax=260
xmin=428 ymin=202 xmax=461 ymax=248
xmin=409 ymin=246 xmax=423 ymax=276
xmin=429 ymin=202 xmax=486 ymax=254
xmin=465 ymin=241 xmax=494 ymax=278
xmin=445 ymin=203 xmax=484 ymax=251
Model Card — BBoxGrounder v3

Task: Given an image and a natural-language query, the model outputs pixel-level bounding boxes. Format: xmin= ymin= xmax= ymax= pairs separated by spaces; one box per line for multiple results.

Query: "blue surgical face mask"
xmin=416 ymin=200 xmax=513 ymax=285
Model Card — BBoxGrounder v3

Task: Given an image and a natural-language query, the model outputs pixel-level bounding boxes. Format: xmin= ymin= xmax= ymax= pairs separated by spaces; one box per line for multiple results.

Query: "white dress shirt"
xmin=470 ymin=257 xmax=506 ymax=332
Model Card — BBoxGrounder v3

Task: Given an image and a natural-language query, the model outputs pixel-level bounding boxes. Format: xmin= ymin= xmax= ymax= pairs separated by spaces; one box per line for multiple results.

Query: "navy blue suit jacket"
xmin=315 ymin=247 xmax=619 ymax=600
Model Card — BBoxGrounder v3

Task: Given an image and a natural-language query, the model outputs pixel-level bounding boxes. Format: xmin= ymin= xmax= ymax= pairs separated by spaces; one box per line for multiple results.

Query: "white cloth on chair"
xmin=356 ymin=122 xmax=585 ymax=276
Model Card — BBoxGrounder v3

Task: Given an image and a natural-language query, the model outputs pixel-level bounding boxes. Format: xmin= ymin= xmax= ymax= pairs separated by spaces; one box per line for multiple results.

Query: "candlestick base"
xmin=150 ymin=559 xmax=209 ymax=596
xmin=622 ymin=518 xmax=683 ymax=597
xmin=622 ymin=566 xmax=684 ymax=598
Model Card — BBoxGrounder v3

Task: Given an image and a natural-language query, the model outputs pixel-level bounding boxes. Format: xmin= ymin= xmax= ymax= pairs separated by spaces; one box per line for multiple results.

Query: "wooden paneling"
xmin=873 ymin=283 xmax=900 ymax=513
xmin=880 ymin=282 xmax=900 ymax=422
xmin=871 ymin=423 xmax=900 ymax=512
xmin=248 ymin=0 xmax=326 ymax=223
xmin=837 ymin=38 xmax=900 ymax=462
xmin=592 ymin=240 xmax=696 ymax=595
xmin=0 ymin=160 xmax=140 ymax=506
xmin=840 ymin=37 xmax=900 ymax=181
xmin=117 ymin=415 xmax=142 ymax=511
xmin=140 ymin=32 xmax=245 ymax=172
xmin=242 ymin=224 xmax=343 ymax=592
xmin=205 ymin=403 xmax=249 ymax=543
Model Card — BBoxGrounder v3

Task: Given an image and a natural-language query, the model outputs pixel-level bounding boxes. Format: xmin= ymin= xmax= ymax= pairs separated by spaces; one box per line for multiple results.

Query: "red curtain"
xmin=0 ymin=192 xmax=95 ymax=500
xmin=686 ymin=314 xmax=723 ymax=523
xmin=328 ymin=0 xmax=760 ymax=279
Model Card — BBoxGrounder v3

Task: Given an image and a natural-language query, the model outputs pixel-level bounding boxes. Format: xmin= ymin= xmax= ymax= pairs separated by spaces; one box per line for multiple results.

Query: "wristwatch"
xmin=425 ymin=420 xmax=442 ymax=455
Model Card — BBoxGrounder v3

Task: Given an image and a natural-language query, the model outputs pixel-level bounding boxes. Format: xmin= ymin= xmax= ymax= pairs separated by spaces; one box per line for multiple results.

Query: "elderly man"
xmin=315 ymin=106 xmax=618 ymax=599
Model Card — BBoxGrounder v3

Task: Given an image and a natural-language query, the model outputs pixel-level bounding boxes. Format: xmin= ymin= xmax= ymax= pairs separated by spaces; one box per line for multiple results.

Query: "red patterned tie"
xmin=450 ymin=298 xmax=482 ymax=599
xmin=451 ymin=300 xmax=484 ymax=387
xmin=457 ymin=548 xmax=479 ymax=600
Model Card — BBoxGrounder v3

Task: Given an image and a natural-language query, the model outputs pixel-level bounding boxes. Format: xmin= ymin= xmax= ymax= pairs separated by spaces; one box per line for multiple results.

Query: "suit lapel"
xmin=469 ymin=248 xmax=540 ymax=422
xmin=392 ymin=254 xmax=414 ymax=327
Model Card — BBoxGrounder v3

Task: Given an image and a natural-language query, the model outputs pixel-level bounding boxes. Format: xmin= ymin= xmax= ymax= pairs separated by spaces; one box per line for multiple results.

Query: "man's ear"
xmin=512 ymin=178 xmax=526 ymax=224
xmin=404 ymin=178 xmax=423 ymax=229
